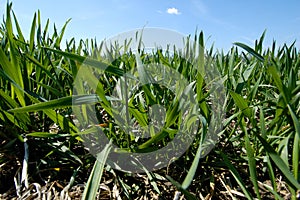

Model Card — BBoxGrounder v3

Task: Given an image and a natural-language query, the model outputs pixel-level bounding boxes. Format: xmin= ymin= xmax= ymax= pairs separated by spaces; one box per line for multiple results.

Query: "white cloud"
xmin=167 ymin=7 xmax=181 ymax=15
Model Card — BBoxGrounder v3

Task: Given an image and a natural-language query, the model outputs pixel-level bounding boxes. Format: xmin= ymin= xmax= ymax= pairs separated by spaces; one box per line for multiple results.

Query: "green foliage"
xmin=1 ymin=2 xmax=300 ymax=199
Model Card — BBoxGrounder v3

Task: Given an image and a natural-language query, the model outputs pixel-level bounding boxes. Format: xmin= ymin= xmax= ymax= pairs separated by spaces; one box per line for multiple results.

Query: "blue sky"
xmin=1 ymin=0 xmax=300 ymax=52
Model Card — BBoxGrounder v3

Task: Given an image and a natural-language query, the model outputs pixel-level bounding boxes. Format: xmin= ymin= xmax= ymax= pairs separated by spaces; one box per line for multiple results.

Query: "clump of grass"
xmin=1 ymin=2 xmax=300 ymax=199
